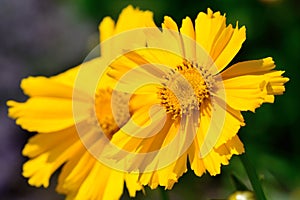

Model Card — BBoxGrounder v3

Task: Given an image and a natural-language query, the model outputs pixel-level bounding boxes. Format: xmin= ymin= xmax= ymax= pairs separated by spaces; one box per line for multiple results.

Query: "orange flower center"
xmin=95 ymin=88 xmax=130 ymax=139
xmin=158 ymin=60 xmax=213 ymax=119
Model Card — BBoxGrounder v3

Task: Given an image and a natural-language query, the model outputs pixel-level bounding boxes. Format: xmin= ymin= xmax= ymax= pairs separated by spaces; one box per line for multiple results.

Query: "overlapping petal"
xmin=220 ymin=57 xmax=289 ymax=111
xmin=99 ymin=5 xmax=155 ymax=57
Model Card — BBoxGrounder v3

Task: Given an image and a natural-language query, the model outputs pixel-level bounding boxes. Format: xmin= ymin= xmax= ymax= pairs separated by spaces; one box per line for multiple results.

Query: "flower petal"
xmin=195 ymin=9 xmax=226 ymax=54
xmin=221 ymin=58 xmax=289 ymax=105
xmin=57 ymin=151 xmax=94 ymax=194
xmin=180 ymin=17 xmax=196 ymax=61
xmin=71 ymin=161 xmax=124 ymax=200
xmin=19 ymin=66 xmax=79 ymax=98
xmin=215 ymin=135 xmax=244 ymax=157
xmin=99 ymin=5 xmax=154 ymax=40
xmin=218 ymin=75 xmax=268 ymax=112
xmin=114 ymin=5 xmax=154 ymax=34
xmin=162 ymin=16 xmax=178 ymax=31
xmin=221 ymin=57 xmax=275 ymax=79
xmin=180 ymin=17 xmax=195 ymax=40
xmin=139 ymin=152 xmax=188 ymax=190
xmin=188 ymin=101 xmax=244 ymax=176
xmin=188 ymin=141 xmax=229 ymax=176
xmin=99 ymin=5 xmax=155 ymax=57
xmin=20 ymin=76 xmax=74 ymax=99
xmin=7 ymin=98 xmax=88 ymax=132
xmin=125 ymin=173 xmax=144 ymax=197
xmin=110 ymin=106 xmax=171 ymax=154
xmin=213 ymin=24 xmax=246 ymax=72
xmin=263 ymin=70 xmax=289 ymax=101
xmin=195 ymin=9 xmax=246 ymax=72
xmin=22 ymin=126 xmax=83 ymax=188
xmin=99 ymin=16 xmax=115 ymax=42
xmin=108 ymin=48 xmax=183 ymax=92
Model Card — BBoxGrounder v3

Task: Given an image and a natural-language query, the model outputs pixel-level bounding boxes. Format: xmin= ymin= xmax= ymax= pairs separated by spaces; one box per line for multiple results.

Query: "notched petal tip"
xmin=162 ymin=16 xmax=178 ymax=31
xmin=206 ymin=8 xmax=213 ymax=16
xmin=6 ymin=100 xmax=22 ymax=119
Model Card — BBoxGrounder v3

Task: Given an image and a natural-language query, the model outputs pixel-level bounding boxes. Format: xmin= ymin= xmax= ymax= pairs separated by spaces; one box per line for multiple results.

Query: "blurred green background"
xmin=1 ymin=0 xmax=299 ymax=199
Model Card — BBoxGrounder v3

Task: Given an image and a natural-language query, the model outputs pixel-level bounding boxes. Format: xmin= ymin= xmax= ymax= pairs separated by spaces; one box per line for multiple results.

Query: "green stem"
xmin=159 ymin=187 xmax=169 ymax=200
xmin=240 ymin=153 xmax=267 ymax=200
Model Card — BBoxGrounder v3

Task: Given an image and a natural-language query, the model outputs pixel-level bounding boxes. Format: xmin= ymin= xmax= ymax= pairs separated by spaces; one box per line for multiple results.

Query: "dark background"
xmin=1 ymin=0 xmax=299 ymax=199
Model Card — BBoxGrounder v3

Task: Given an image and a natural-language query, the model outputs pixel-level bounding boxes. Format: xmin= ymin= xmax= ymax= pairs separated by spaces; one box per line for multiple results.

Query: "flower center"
xmin=95 ymin=88 xmax=130 ymax=139
xmin=158 ymin=60 xmax=213 ymax=119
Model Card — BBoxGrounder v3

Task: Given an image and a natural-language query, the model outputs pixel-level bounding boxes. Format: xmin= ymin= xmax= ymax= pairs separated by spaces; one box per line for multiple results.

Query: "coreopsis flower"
xmin=7 ymin=6 xmax=154 ymax=200
xmin=103 ymin=8 xmax=289 ymax=189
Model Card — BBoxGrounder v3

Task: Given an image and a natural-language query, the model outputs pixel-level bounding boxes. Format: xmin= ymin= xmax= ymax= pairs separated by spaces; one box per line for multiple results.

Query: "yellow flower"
xmin=7 ymin=6 xmax=154 ymax=200
xmin=103 ymin=8 xmax=289 ymax=189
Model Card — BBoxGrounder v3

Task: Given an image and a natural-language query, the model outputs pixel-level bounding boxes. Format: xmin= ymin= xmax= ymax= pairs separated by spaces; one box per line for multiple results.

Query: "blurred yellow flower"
xmin=7 ymin=5 xmax=154 ymax=200
xmin=106 ymin=8 xmax=289 ymax=189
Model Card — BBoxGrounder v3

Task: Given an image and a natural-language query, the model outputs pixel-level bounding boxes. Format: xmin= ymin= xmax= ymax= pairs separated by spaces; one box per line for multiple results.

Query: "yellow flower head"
xmin=98 ymin=8 xmax=289 ymax=189
xmin=7 ymin=5 xmax=154 ymax=200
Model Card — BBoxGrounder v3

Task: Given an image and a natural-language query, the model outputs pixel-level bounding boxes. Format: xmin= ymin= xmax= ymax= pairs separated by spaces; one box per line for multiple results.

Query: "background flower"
xmin=2 ymin=0 xmax=300 ymax=199
xmin=6 ymin=5 xmax=156 ymax=200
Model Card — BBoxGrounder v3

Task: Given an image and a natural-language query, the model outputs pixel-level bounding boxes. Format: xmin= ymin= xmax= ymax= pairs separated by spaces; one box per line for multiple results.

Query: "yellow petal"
xmin=125 ymin=173 xmax=144 ymax=197
xmin=99 ymin=17 xmax=115 ymax=42
xmin=108 ymin=48 xmax=183 ymax=93
xmin=188 ymin=101 xmax=244 ymax=176
xmin=110 ymin=106 xmax=172 ymax=154
xmin=215 ymin=135 xmax=245 ymax=157
xmin=99 ymin=5 xmax=155 ymax=57
xmin=15 ymin=58 xmax=103 ymax=100
xmin=130 ymin=93 xmax=161 ymax=113
xmin=194 ymin=9 xmax=246 ymax=72
xmin=22 ymin=126 xmax=79 ymax=157
xmin=214 ymin=102 xmax=245 ymax=148
xmin=51 ymin=65 xmax=80 ymax=87
xmin=20 ymin=76 xmax=74 ymax=99
xmin=188 ymin=140 xmax=229 ymax=176
xmin=220 ymin=75 xmax=268 ymax=112
xmin=161 ymin=16 xmax=184 ymax=56
xmin=221 ymin=57 xmax=276 ymax=79
xmin=264 ymin=70 xmax=289 ymax=97
xmin=115 ymin=114 xmax=190 ymax=189
xmin=57 ymin=151 xmax=96 ymax=193
xmin=72 ymin=161 xmax=124 ymax=200
xmin=114 ymin=5 xmax=154 ymax=34
xmin=220 ymin=58 xmax=288 ymax=105
xmin=195 ymin=9 xmax=226 ymax=53
xmin=203 ymin=151 xmax=230 ymax=175
xmin=213 ymin=25 xmax=246 ymax=72
xmin=199 ymin=100 xmax=244 ymax=150
xmin=7 ymin=98 xmax=83 ymax=132
xmin=139 ymin=152 xmax=188 ymax=190
xmin=210 ymin=24 xmax=234 ymax=62
xmin=162 ymin=16 xmax=178 ymax=31
xmin=19 ymin=66 xmax=79 ymax=98
xmin=180 ymin=17 xmax=196 ymax=61
xmin=180 ymin=17 xmax=195 ymax=39
xmin=22 ymin=127 xmax=83 ymax=188
xmin=188 ymin=140 xmax=206 ymax=176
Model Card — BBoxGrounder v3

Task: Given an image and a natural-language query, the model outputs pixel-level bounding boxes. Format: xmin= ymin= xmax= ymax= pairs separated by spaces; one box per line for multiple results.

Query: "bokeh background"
xmin=1 ymin=0 xmax=299 ymax=199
